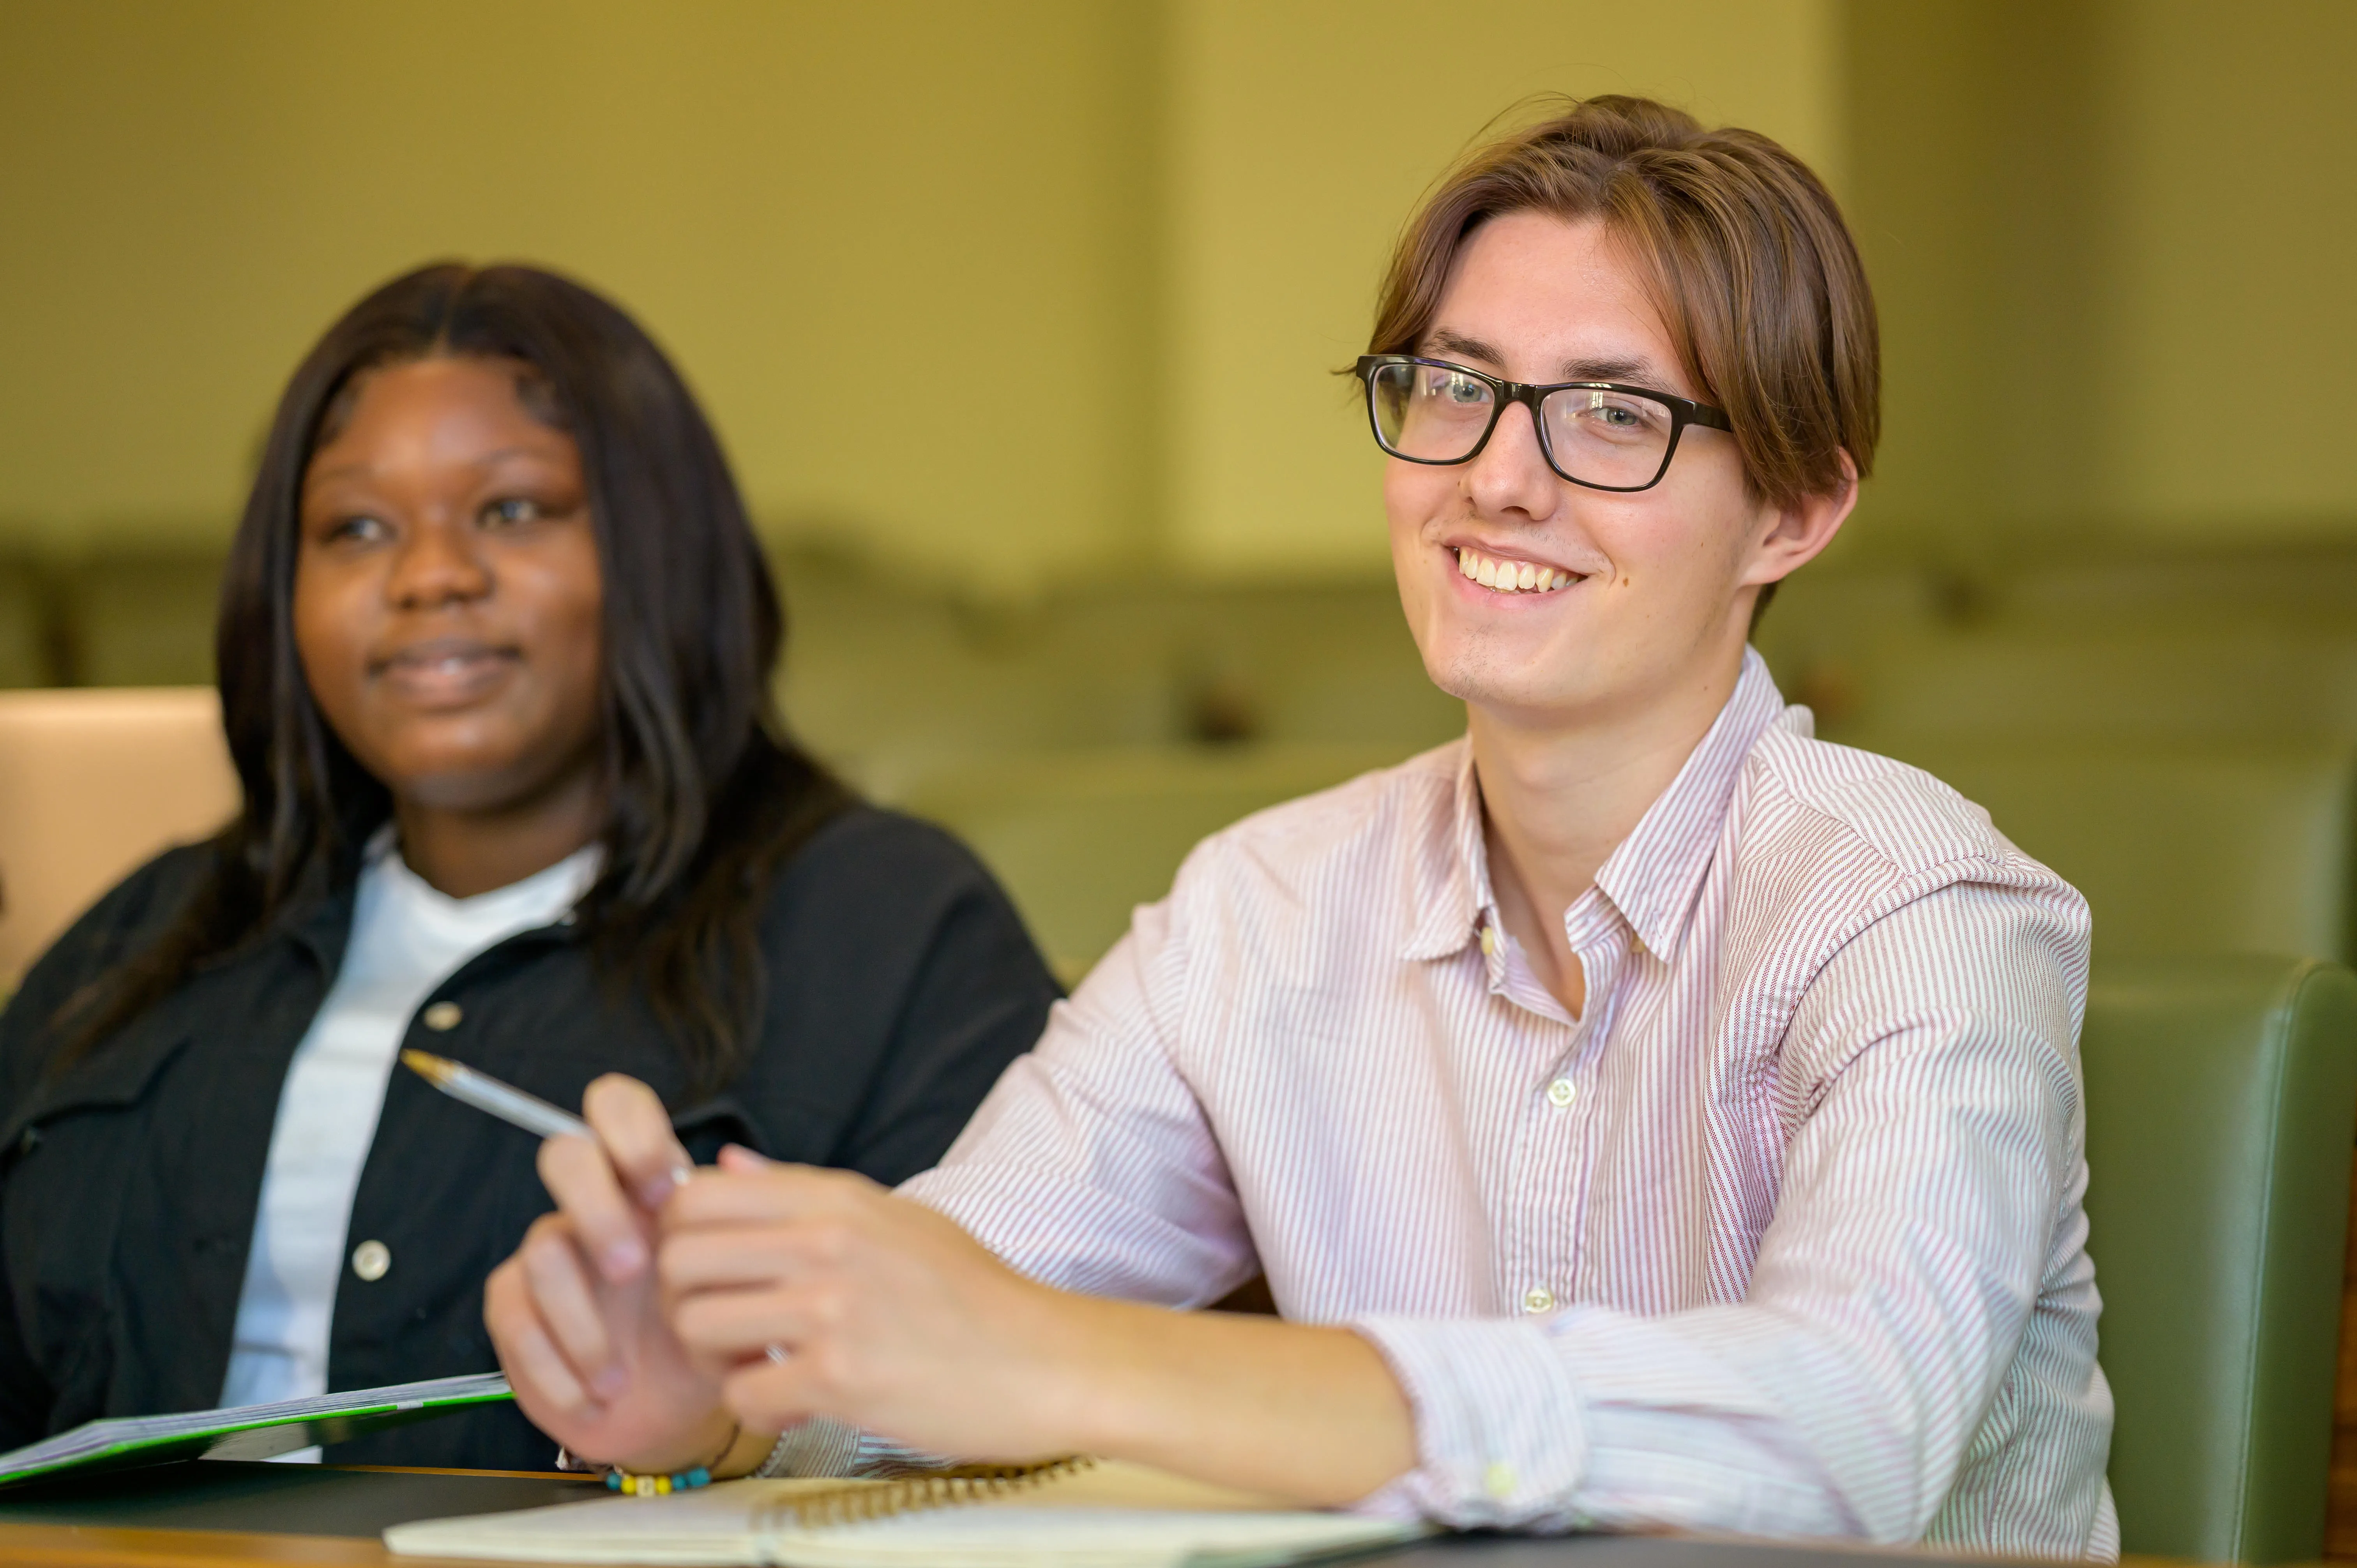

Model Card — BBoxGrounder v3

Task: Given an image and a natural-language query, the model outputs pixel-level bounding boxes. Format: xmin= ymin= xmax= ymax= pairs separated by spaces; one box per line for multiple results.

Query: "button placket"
xmin=1512 ymin=922 xmax=1626 ymax=1316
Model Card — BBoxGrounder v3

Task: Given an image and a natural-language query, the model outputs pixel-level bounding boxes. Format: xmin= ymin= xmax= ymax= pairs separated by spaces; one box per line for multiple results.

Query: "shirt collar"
xmin=1398 ymin=742 xmax=1492 ymax=961
xmin=1399 ymin=647 xmax=1792 ymax=964
xmin=1590 ymin=647 xmax=1788 ymax=961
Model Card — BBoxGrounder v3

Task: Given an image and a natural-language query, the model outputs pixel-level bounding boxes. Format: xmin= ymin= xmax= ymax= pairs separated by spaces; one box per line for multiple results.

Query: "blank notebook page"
xmin=383 ymin=1460 xmax=1428 ymax=1568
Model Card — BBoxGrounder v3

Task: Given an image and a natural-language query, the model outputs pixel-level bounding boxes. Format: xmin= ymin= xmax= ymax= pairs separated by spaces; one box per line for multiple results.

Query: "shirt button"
xmin=1479 ymin=924 xmax=1498 ymax=957
xmin=1523 ymin=1285 xmax=1555 ymax=1314
xmin=1545 ymin=1077 xmax=1577 ymax=1109
xmin=351 ymin=1240 xmax=392 ymax=1281
xmin=1484 ymin=1461 xmax=1516 ymax=1499
xmin=421 ymin=1001 xmax=463 ymax=1031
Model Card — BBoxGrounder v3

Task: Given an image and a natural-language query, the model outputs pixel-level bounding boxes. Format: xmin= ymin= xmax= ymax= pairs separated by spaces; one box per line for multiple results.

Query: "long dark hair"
xmin=58 ymin=262 xmax=848 ymax=1093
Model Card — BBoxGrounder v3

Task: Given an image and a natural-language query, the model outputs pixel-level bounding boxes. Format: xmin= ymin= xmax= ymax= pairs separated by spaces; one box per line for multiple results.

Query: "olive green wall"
xmin=1845 ymin=0 xmax=2357 ymax=558
xmin=0 ymin=0 xmax=1158 ymax=592
xmin=1 ymin=2 xmax=2349 ymax=589
xmin=0 ymin=0 xmax=1841 ymax=592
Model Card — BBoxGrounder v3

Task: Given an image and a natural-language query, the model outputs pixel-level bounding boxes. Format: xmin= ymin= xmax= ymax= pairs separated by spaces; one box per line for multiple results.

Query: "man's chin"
xmin=1423 ymin=654 xmax=1580 ymax=720
xmin=1419 ymin=620 xmax=1585 ymax=706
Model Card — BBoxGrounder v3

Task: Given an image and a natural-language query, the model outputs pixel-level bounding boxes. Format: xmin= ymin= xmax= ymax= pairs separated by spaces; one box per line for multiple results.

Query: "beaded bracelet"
xmin=606 ymin=1464 xmax=712 ymax=1496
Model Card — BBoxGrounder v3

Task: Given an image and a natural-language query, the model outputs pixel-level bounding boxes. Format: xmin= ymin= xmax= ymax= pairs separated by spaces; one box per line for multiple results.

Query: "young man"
xmin=486 ymin=97 xmax=2114 ymax=1558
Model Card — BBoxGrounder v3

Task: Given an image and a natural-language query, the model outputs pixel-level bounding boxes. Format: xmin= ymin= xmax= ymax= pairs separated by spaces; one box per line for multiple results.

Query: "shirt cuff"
xmin=1348 ymin=1314 xmax=1592 ymax=1529
xmin=753 ymin=1417 xmax=865 ymax=1478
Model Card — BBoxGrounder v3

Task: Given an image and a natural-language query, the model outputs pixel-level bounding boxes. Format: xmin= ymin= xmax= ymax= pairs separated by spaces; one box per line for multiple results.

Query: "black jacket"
xmin=0 ymin=806 xmax=1057 ymax=1468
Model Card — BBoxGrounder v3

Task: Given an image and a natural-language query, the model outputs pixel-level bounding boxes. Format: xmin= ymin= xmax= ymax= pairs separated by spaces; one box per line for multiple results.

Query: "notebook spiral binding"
xmin=762 ymin=1455 xmax=1098 ymax=1529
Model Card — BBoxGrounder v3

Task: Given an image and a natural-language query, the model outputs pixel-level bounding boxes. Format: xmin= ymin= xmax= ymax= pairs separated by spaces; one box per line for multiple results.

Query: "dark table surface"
xmin=0 ymin=1460 xmax=2046 ymax=1568
xmin=0 ymin=1459 xmax=602 ymax=1537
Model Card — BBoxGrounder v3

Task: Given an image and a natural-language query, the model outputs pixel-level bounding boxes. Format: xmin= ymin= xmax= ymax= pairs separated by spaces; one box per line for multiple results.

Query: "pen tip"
xmin=400 ymin=1048 xmax=450 ymax=1082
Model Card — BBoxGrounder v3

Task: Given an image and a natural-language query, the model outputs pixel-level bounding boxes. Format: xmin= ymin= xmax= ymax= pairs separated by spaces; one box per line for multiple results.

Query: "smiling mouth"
xmin=1454 ymin=546 xmax=1582 ymax=595
xmin=373 ymin=639 xmax=520 ymax=703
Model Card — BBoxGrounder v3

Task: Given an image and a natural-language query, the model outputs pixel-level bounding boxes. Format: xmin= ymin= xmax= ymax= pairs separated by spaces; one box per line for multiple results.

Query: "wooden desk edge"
xmin=0 ymin=1519 xmax=425 ymax=1565
xmin=0 ymin=1465 xmax=590 ymax=1566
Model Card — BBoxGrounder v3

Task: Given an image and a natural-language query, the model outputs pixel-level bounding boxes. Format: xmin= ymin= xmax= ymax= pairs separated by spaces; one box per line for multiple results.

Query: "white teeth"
xmin=1455 ymin=546 xmax=1576 ymax=594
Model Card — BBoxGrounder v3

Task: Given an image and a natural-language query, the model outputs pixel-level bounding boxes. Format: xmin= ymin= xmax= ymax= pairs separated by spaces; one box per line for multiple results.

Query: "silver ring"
xmin=765 ymin=1343 xmax=788 ymax=1365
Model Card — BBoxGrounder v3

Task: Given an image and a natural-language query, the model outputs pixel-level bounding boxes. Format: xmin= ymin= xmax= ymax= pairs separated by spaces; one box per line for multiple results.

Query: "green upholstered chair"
xmin=0 ymin=560 xmax=50 ymax=689
xmin=2081 ymin=954 xmax=2357 ymax=1562
xmin=891 ymin=742 xmax=1405 ymax=982
xmin=1813 ymin=628 xmax=2357 ymax=749
xmin=66 ymin=553 xmax=225 ymax=687
xmin=1867 ymin=740 xmax=2357 ymax=967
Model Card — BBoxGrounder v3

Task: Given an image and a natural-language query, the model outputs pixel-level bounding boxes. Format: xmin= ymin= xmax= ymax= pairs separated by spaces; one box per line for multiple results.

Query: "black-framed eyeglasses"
xmin=1353 ymin=354 xmax=1733 ymax=493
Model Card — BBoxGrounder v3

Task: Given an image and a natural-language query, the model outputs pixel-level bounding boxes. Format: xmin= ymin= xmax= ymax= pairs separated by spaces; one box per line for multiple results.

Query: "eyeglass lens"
xmin=1368 ymin=361 xmax=1678 ymax=489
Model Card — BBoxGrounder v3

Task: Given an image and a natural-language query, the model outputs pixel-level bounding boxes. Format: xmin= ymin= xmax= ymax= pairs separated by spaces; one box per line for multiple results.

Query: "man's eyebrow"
xmin=1421 ymin=331 xmax=1662 ymax=388
xmin=1424 ymin=328 xmax=1505 ymax=366
xmin=1559 ymin=354 xmax=1653 ymax=384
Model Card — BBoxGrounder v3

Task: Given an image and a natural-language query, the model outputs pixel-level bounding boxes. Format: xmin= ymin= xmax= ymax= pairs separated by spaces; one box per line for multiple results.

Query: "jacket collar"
xmin=1399 ymin=647 xmax=1789 ymax=964
xmin=271 ymin=845 xmax=362 ymax=982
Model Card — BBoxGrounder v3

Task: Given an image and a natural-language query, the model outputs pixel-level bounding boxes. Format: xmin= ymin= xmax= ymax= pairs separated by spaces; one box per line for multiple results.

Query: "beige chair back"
xmin=0 ymin=689 xmax=239 ymax=987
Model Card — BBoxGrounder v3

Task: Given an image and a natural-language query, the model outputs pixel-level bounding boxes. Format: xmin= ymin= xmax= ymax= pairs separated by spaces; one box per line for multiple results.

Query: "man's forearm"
xmin=1045 ymin=1293 xmax=1418 ymax=1506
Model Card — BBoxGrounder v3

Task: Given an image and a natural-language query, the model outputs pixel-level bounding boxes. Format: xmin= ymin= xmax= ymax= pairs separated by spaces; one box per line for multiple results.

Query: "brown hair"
xmin=1369 ymin=95 xmax=1879 ymax=510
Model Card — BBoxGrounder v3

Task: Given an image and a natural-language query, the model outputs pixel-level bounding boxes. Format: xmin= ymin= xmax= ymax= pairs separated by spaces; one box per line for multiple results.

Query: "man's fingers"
xmin=519 ymin=1219 xmax=630 ymax=1400
xmin=666 ymin=1163 xmax=879 ymax=1231
xmin=672 ymin=1284 xmax=833 ymax=1363
xmin=658 ymin=1221 xmax=849 ymax=1296
xmin=583 ymin=1074 xmax=693 ymax=1209
xmin=484 ymin=1256 xmax=598 ymax=1420
xmin=537 ymin=1134 xmax=650 ymax=1283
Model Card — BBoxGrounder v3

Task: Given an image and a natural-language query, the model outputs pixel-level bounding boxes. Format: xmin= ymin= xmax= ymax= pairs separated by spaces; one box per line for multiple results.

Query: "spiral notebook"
xmin=383 ymin=1455 xmax=1429 ymax=1568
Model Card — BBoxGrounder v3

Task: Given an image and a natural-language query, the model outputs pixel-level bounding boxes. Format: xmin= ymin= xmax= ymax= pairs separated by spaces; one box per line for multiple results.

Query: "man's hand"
xmin=489 ymin=1076 xmax=1419 ymax=1503
xmin=657 ymin=1148 xmax=1084 ymax=1461
xmin=656 ymin=1149 xmax=1419 ymax=1505
xmin=482 ymin=1074 xmax=739 ymax=1471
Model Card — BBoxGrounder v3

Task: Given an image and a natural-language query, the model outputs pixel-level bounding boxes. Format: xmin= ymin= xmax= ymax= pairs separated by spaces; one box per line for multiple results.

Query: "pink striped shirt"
xmin=902 ymin=649 xmax=2116 ymax=1557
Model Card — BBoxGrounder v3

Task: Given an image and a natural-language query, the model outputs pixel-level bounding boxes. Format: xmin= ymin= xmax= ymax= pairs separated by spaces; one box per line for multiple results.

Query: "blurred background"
xmin=0 ymin=0 xmax=2353 ymax=981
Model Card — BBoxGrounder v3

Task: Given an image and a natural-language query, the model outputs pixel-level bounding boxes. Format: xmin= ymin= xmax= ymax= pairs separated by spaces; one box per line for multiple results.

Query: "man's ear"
xmin=1741 ymin=449 xmax=1859 ymax=590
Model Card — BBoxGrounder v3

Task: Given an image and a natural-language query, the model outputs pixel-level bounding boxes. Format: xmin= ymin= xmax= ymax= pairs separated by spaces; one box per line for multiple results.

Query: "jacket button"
xmin=351 ymin=1240 xmax=392 ymax=1281
xmin=421 ymin=1001 xmax=463 ymax=1031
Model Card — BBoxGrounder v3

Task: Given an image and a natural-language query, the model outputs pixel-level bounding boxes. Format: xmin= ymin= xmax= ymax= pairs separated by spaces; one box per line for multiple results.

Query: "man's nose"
xmin=1462 ymin=399 xmax=1558 ymax=522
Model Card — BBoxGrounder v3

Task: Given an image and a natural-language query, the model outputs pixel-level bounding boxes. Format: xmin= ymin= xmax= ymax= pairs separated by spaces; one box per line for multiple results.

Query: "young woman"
xmin=488 ymin=100 xmax=2113 ymax=1557
xmin=0 ymin=264 xmax=1058 ymax=1469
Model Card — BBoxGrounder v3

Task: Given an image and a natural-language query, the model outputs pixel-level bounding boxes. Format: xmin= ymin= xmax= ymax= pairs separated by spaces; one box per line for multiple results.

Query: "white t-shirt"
xmin=219 ymin=833 xmax=601 ymax=1452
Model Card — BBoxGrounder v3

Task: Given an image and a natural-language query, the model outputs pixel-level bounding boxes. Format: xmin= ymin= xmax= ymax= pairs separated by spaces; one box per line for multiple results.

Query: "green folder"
xmin=0 ymin=1372 xmax=513 ymax=1487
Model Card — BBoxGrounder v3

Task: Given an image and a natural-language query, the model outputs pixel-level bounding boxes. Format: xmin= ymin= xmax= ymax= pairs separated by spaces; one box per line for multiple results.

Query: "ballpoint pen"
xmin=399 ymin=1048 xmax=593 ymax=1141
